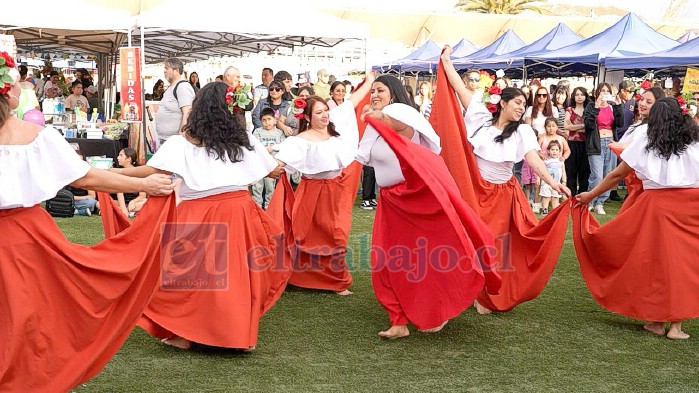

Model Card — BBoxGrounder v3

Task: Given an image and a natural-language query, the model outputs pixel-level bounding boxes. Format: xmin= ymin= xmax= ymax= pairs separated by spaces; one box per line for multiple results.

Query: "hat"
xmin=86 ymin=86 xmax=98 ymax=94
xmin=619 ymin=80 xmax=635 ymax=92
xmin=297 ymin=76 xmax=308 ymax=85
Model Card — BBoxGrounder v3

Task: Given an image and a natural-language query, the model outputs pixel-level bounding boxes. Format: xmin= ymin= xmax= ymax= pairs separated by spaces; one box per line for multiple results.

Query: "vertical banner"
xmin=681 ymin=67 xmax=699 ymax=94
xmin=120 ymin=47 xmax=142 ymax=122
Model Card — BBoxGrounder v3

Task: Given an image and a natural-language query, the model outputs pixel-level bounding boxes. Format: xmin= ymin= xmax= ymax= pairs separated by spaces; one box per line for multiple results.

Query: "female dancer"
xmin=0 ymin=53 xmax=176 ymax=392
xmin=114 ymin=82 xmax=289 ymax=351
xmin=574 ymin=97 xmax=699 ymax=339
xmin=438 ymin=46 xmax=571 ymax=314
xmin=357 ymin=74 xmax=500 ymax=339
xmin=272 ymin=74 xmax=373 ymax=295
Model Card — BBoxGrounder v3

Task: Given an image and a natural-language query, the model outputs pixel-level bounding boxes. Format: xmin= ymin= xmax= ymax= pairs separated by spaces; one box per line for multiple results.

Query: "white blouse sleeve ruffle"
xmin=147 ymin=134 xmax=278 ymax=189
xmin=0 ymin=127 xmax=91 ymax=209
xmin=274 ymin=101 xmax=359 ymax=174
xmin=620 ymin=126 xmax=699 ymax=188
xmin=356 ymin=103 xmax=441 ymax=164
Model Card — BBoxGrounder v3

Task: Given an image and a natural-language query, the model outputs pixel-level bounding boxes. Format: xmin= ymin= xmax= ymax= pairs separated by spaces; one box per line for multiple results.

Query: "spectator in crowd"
xmin=156 ymin=58 xmax=195 ymax=144
xmin=86 ymin=85 xmax=100 ymax=111
xmin=525 ymin=86 xmax=558 ymax=212
xmin=404 ymin=85 xmax=419 ymax=112
xmin=279 ymin=85 xmax=313 ymax=137
xmin=223 ymin=65 xmax=253 ymax=129
xmin=609 ymin=80 xmax=639 ymax=201
xmin=584 ymin=82 xmax=623 ymax=215
xmin=520 ymin=85 xmax=532 ymax=107
xmin=152 ymin=79 xmax=165 ymax=101
xmin=414 ymin=81 xmax=432 ymax=118
xmin=15 ymin=65 xmax=40 ymax=119
xmin=43 ymin=70 xmax=61 ymax=99
xmin=215 ymin=74 xmax=223 ymax=82
xmin=552 ymin=86 xmax=569 ymax=131
xmin=114 ymin=147 xmax=147 ymax=217
xmin=75 ymin=68 xmax=92 ymax=90
xmin=327 ymin=81 xmax=346 ymax=110
xmin=343 ymin=80 xmax=354 ymax=98
xmin=251 ymin=79 xmax=290 ymax=129
xmin=538 ymin=139 xmax=566 ymax=215
xmin=251 ymin=107 xmax=285 ymax=209
xmin=494 ymin=78 xmax=508 ymax=90
xmin=563 ymin=87 xmax=591 ymax=196
xmin=461 ymin=69 xmax=483 ymax=103
xmin=274 ymin=70 xmax=295 ymax=101
xmin=253 ymin=67 xmax=274 ymax=106
xmin=189 ymin=71 xmax=200 ymax=92
xmin=313 ymin=68 xmax=331 ymax=100
xmin=65 ymin=81 xmax=89 ymax=112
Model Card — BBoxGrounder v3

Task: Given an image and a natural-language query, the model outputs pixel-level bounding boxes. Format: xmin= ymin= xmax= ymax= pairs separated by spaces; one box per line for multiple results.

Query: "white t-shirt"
xmin=465 ymin=100 xmax=540 ymax=184
xmin=156 ymin=79 xmax=196 ymax=140
xmin=524 ymin=105 xmax=559 ymax=136
xmin=0 ymin=127 xmax=91 ymax=209
xmin=273 ymin=101 xmax=358 ymax=179
xmin=620 ymin=125 xmax=699 ymax=190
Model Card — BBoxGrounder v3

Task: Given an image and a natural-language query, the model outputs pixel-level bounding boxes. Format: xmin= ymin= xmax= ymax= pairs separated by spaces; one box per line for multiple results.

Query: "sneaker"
xmin=369 ymin=199 xmax=378 ymax=207
xmin=360 ymin=200 xmax=374 ymax=210
xmin=531 ymin=203 xmax=541 ymax=214
xmin=541 ymin=208 xmax=549 ymax=215
xmin=588 ymin=205 xmax=593 ymax=212
xmin=593 ymin=204 xmax=606 ymax=215
xmin=85 ymin=208 xmax=92 ymax=217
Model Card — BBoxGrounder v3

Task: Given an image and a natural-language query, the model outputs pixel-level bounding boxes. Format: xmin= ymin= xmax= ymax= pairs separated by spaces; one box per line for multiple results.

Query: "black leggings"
xmin=566 ymin=141 xmax=590 ymax=196
xmin=362 ymin=166 xmax=376 ymax=201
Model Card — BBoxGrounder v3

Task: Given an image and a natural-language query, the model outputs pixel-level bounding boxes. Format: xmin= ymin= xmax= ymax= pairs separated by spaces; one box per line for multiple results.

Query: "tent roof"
xmin=455 ymin=23 xmax=581 ymax=70
xmin=524 ymin=13 xmax=679 ymax=74
xmin=605 ymin=37 xmax=699 ymax=70
xmin=373 ymin=40 xmax=441 ymax=72
xmin=451 ymin=38 xmax=479 ymax=58
xmin=454 ymin=29 xmax=525 ymax=63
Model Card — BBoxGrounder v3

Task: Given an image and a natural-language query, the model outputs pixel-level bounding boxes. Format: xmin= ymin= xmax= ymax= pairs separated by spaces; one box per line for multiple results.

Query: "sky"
xmin=321 ymin=0 xmax=699 ymax=22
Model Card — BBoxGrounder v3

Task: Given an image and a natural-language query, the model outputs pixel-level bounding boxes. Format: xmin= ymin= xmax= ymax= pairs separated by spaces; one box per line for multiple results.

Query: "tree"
xmin=456 ymin=0 xmax=544 ymax=14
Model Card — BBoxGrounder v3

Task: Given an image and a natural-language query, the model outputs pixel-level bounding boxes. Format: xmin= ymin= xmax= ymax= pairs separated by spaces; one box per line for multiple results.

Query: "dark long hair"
xmin=567 ymin=87 xmax=590 ymax=110
xmin=531 ymin=86 xmax=553 ymax=119
xmin=189 ymin=72 xmax=201 ymax=89
xmin=329 ymin=81 xmax=345 ymax=105
xmin=122 ymin=147 xmax=139 ymax=167
xmin=181 ymin=82 xmax=253 ymax=163
xmin=491 ymin=87 xmax=526 ymax=143
xmin=638 ymin=87 xmax=666 ymax=124
xmin=645 ymin=97 xmax=699 ymax=160
xmin=297 ymin=95 xmax=339 ymax=137
xmin=374 ymin=75 xmax=413 ymax=106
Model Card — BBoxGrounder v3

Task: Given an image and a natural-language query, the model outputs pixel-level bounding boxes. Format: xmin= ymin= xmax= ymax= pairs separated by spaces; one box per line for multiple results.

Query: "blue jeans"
xmin=587 ymin=137 xmax=617 ymax=206
xmin=75 ymin=197 xmax=97 ymax=214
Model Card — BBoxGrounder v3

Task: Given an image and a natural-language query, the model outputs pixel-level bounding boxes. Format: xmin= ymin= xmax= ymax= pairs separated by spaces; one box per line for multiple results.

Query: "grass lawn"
xmin=55 ymin=196 xmax=699 ymax=392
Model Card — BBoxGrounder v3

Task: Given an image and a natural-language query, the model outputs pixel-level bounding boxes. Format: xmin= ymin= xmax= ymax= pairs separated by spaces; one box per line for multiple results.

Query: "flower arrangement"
xmin=0 ymin=51 xmax=16 ymax=95
xmin=677 ymin=92 xmax=696 ymax=116
xmin=483 ymin=85 xmax=502 ymax=114
xmin=290 ymin=97 xmax=307 ymax=119
xmin=478 ymin=70 xmax=495 ymax=90
xmin=637 ymin=79 xmax=652 ymax=96
xmin=225 ymin=84 xmax=252 ymax=113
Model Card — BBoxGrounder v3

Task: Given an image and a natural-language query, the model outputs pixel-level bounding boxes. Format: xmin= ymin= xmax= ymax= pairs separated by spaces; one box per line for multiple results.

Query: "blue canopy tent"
xmin=455 ymin=23 xmax=581 ymax=78
xmin=605 ymin=37 xmax=699 ymax=76
xmin=451 ymin=38 xmax=479 ymax=58
xmin=523 ymin=13 xmax=679 ymax=77
xmin=372 ymin=39 xmax=441 ymax=73
xmin=398 ymin=37 xmax=479 ymax=73
xmin=452 ymin=29 xmax=525 ymax=67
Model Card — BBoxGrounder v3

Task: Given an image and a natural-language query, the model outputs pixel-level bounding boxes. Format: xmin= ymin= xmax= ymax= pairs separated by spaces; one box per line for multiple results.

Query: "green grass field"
xmin=56 ymin=197 xmax=699 ymax=392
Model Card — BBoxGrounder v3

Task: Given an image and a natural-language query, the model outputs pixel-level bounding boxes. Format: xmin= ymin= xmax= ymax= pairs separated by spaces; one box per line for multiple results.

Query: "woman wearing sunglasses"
xmin=251 ymin=79 xmax=292 ymax=133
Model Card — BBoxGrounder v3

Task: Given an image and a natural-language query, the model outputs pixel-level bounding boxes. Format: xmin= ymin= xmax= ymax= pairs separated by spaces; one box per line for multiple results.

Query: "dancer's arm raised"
xmin=441 ymin=45 xmax=473 ymax=110
xmin=348 ymin=71 xmax=376 ymax=108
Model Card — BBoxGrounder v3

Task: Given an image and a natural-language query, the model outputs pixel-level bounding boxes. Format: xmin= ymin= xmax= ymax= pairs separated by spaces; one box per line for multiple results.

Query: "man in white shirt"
xmin=156 ymin=58 xmax=195 ymax=144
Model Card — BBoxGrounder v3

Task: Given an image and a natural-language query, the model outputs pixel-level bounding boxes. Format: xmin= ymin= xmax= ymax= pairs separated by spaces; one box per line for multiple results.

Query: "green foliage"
xmin=456 ymin=0 xmax=544 ymax=14
xmin=58 ymin=195 xmax=699 ymax=391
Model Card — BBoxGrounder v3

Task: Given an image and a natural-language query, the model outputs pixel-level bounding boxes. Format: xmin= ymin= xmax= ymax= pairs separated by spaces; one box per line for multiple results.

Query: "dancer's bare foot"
xmin=667 ymin=323 xmax=690 ymax=340
xmin=378 ymin=325 xmax=410 ymax=340
xmin=419 ymin=320 xmax=448 ymax=333
xmin=240 ymin=345 xmax=257 ymax=353
xmin=474 ymin=300 xmax=492 ymax=315
xmin=336 ymin=289 xmax=353 ymax=296
xmin=161 ymin=336 xmax=192 ymax=349
xmin=643 ymin=322 xmax=665 ymax=336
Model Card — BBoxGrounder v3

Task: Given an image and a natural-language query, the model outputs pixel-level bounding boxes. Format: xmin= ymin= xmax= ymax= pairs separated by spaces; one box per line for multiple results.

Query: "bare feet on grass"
xmin=336 ymin=289 xmax=353 ymax=296
xmin=419 ymin=320 xmax=448 ymax=333
xmin=161 ymin=336 xmax=192 ymax=349
xmin=378 ymin=325 xmax=410 ymax=340
xmin=667 ymin=322 xmax=690 ymax=340
xmin=474 ymin=300 xmax=492 ymax=315
xmin=643 ymin=322 xmax=665 ymax=336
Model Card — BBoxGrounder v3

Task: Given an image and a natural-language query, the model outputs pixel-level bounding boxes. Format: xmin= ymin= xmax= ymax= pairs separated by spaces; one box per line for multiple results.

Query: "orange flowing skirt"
xmin=429 ymin=60 xmax=570 ymax=312
xmin=0 ymin=196 xmax=175 ymax=392
xmin=572 ymin=188 xmax=699 ymax=321
xmin=133 ymin=191 xmax=291 ymax=349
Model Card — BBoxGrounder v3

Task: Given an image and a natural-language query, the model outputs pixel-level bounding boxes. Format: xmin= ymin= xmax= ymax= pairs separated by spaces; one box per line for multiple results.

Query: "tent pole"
xmin=140 ymin=26 xmax=149 ymax=156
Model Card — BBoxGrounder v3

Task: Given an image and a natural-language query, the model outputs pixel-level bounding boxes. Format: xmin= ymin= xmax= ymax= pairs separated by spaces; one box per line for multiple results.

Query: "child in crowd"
xmin=539 ymin=140 xmax=566 ymax=214
xmin=521 ymin=160 xmax=538 ymax=207
xmin=539 ymin=117 xmax=570 ymax=160
xmin=251 ymin=107 xmax=285 ymax=209
xmin=65 ymin=81 xmax=89 ymax=113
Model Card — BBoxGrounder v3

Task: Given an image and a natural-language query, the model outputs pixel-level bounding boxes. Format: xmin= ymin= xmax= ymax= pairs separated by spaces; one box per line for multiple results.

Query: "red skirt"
xmin=284 ymin=175 xmax=354 ymax=292
xmin=133 ymin=191 xmax=291 ymax=349
xmin=0 ymin=196 xmax=175 ymax=392
xmin=364 ymin=116 xmax=500 ymax=329
xmin=429 ymin=61 xmax=570 ymax=312
xmin=609 ymin=142 xmax=643 ymax=213
xmin=572 ymin=188 xmax=699 ymax=321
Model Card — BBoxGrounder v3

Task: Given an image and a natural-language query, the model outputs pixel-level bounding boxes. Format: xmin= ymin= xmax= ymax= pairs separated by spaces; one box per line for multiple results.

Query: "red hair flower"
xmin=634 ymin=93 xmax=641 ymax=101
xmin=486 ymin=103 xmax=499 ymax=113
xmin=641 ymin=80 xmax=652 ymax=90
xmin=0 ymin=52 xmax=15 ymax=68
xmin=293 ymin=97 xmax=307 ymax=109
xmin=488 ymin=86 xmax=502 ymax=95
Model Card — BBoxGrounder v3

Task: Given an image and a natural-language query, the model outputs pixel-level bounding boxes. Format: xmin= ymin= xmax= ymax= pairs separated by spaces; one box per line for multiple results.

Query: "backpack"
xmin=45 ymin=188 xmax=75 ymax=218
xmin=172 ymin=80 xmax=190 ymax=103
